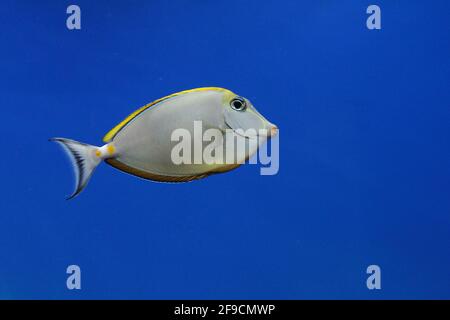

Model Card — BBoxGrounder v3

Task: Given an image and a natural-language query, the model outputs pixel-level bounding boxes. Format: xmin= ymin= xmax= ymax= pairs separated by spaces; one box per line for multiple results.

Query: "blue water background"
xmin=0 ymin=1 xmax=449 ymax=299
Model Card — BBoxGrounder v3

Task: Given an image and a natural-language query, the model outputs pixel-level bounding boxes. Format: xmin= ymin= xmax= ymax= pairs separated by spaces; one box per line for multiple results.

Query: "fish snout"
xmin=268 ymin=124 xmax=278 ymax=137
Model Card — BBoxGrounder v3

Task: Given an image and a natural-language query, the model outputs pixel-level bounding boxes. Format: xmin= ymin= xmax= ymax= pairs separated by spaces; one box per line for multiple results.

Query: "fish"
xmin=51 ymin=87 xmax=278 ymax=199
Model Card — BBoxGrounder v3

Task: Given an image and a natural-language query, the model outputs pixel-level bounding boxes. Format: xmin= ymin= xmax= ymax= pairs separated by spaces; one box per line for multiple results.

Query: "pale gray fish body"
xmin=51 ymin=87 xmax=277 ymax=198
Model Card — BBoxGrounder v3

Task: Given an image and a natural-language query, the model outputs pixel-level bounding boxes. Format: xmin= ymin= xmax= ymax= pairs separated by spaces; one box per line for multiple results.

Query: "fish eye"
xmin=230 ymin=97 xmax=247 ymax=111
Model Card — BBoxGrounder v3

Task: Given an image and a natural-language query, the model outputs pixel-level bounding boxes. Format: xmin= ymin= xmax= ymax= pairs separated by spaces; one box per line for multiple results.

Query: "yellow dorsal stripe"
xmin=102 ymin=87 xmax=230 ymax=143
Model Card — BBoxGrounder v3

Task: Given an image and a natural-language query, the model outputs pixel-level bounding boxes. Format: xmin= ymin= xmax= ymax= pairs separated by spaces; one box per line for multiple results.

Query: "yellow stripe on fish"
xmin=103 ymin=87 xmax=233 ymax=143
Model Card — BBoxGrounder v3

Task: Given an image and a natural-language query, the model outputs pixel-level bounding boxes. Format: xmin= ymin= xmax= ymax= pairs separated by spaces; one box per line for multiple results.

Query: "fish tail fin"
xmin=50 ymin=137 xmax=102 ymax=199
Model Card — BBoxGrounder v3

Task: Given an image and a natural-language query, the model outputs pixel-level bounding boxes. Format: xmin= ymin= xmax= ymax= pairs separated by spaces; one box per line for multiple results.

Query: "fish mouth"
xmin=224 ymin=123 xmax=257 ymax=140
xmin=224 ymin=123 xmax=278 ymax=140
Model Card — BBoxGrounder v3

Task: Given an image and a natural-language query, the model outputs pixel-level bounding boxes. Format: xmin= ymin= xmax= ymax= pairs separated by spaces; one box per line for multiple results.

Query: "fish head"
xmin=222 ymin=92 xmax=278 ymax=140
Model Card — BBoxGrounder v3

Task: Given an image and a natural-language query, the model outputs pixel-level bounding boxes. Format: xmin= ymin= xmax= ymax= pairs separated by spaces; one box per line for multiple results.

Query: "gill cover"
xmin=223 ymin=97 xmax=269 ymax=138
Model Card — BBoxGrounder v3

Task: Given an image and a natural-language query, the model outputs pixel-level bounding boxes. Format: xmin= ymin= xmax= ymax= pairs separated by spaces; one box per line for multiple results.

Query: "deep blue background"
xmin=0 ymin=1 xmax=449 ymax=299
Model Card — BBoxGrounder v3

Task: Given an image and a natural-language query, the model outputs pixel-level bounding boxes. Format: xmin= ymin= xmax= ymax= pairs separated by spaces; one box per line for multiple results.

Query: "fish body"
xmin=52 ymin=87 xmax=277 ymax=198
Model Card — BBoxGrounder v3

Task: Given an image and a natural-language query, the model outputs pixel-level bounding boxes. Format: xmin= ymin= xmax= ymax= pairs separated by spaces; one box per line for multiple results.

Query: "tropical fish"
xmin=51 ymin=87 xmax=277 ymax=199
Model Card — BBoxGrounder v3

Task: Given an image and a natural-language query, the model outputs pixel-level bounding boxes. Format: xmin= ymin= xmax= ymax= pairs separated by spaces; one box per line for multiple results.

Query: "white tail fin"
xmin=50 ymin=138 xmax=102 ymax=199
